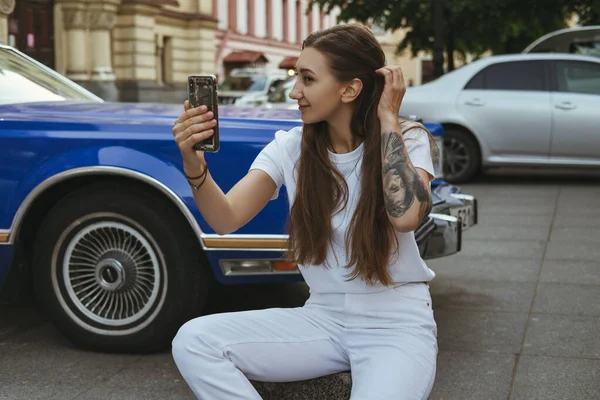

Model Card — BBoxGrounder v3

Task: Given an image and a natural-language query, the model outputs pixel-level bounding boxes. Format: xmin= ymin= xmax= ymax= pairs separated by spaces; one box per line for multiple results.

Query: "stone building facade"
xmin=0 ymin=1 xmax=16 ymax=48
xmin=2 ymin=0 xmax=218 ymax=102
xmin=0 ymin=0 xmax=445 ymax=104
xmin=0 ymin=0 xmax=342 ymax=103
xmin=373 ymin=26 xmax=437 ymax=86
xmin=213 ymin=0 xmax=341 ymax=79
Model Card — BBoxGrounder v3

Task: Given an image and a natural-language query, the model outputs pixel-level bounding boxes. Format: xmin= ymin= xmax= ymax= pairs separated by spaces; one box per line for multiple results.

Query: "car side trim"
xmin=3 ymin=166 xmax=206 ymax=246
xmin=201 ymin=234 xmax=289 ymax=251
xmin=1 ymin=167 xmax=294 ymax=252
xmin=3 ymin=167 xmax=456 ymax=254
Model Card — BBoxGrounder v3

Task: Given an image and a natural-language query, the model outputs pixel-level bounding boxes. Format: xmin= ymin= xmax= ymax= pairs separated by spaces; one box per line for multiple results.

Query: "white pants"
xmin=172 ymin=282 xmax=438 ymax=400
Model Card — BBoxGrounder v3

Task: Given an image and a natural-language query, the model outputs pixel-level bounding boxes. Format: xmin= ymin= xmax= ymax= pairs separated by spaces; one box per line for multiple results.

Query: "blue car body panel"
xmin=0 ymin=101 xmax=446 ymax=288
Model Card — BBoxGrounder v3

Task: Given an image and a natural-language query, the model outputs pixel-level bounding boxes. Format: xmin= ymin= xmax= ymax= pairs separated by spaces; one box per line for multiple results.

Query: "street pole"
xmin=432 ymin=0 xmax=444 ymax=78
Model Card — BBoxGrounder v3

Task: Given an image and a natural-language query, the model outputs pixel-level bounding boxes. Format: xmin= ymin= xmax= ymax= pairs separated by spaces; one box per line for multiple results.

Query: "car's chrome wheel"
xmin=442 ymin=128 xmax=481 ymax=183
xmin=33 ymin=182 xmax=209 ymax=353
xmin=57 ymin=215 xmax=164 ymax=333
xmin=444 ymin=137 xmax=470 ymax=178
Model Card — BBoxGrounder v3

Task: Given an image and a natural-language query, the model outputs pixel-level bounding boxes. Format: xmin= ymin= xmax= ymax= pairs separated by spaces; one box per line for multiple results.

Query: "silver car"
xmin=400 ymin=53 xmax=600 ymax=182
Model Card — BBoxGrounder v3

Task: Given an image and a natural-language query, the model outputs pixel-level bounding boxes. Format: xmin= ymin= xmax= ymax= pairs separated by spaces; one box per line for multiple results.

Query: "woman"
xmin=171 ymin=23 xmax=439 ymax=400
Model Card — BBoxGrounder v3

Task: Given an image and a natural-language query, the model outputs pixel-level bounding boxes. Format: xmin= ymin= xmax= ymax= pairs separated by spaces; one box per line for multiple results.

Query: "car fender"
xmin=5 ymin=145 xmax=203 ymax=245
xmin=403 ymin=77 xmax=492 ymax=162
xmin=434 ymin=114 xmax=492 ymax=163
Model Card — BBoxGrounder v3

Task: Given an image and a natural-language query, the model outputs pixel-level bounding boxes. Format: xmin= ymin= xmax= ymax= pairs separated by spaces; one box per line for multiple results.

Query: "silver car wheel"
xmin=58 ymin=216 xmax=163 ymax=331
xmin=444 ymin=137 xmax=471 ymax=177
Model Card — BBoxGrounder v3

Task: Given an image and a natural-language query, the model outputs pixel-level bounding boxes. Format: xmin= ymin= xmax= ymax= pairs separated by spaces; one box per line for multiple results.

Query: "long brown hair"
xmin=286 ymin=24 xmax=437 ymax=286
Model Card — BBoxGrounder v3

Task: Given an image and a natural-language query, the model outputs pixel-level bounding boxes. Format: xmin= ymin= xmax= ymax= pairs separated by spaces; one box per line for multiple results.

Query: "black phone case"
xmin=188 ymin=75 xmax=220 ymax=152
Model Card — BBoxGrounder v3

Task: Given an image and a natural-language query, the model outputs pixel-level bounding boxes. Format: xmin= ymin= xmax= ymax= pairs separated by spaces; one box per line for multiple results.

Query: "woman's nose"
xmin=289 ymin=82 xmax=301 ymax=100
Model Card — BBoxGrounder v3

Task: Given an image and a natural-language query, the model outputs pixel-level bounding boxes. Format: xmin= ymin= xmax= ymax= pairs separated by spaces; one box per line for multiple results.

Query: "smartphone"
xmin=188 ymin=74 xmax=220 ymax=152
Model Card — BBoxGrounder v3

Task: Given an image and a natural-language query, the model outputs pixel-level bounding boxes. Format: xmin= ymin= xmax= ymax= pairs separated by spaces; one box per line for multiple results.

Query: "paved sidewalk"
xmin=254 ymin=173 xmax=600 ymax=400
xmin=0 ymin=172 xmax=599 ymax=399
xmin=426 ymin=176 xmax=600 ymax=400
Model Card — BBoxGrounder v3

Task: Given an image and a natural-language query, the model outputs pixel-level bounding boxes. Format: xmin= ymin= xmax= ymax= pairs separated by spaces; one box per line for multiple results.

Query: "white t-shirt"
xmin=249 ymin=125 xmax=436 ymax=294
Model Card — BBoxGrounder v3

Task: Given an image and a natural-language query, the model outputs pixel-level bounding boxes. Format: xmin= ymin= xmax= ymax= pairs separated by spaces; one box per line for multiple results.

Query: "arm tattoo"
xmin=381 ymin=131 xmax=432 ymax=221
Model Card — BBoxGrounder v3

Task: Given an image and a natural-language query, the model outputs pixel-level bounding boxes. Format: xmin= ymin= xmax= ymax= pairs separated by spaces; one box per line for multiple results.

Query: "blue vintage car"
xmin=0 ymin=44 xmax=477 ymax=353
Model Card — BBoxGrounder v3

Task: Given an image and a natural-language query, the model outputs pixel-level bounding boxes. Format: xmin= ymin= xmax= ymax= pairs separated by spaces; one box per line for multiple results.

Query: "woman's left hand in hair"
xmin=375 ymin=65 xmax=406 ymax=128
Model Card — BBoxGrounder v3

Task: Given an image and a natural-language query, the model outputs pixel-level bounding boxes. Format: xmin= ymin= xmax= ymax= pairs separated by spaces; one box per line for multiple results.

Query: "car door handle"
xmin=555 ymin=102 xmax=577 ymax=110
xmin=464 ymin=98 xmax=484 ymax=107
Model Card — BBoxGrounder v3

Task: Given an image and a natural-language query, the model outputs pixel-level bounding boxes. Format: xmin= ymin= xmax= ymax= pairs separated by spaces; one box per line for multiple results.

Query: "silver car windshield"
xmin=572 ymin=42 xmax=600 ymax=58
xmin=0 ymin=47 xmax=102 ymax=105
xmin=267 ymin=79 xmax=295 ymax=103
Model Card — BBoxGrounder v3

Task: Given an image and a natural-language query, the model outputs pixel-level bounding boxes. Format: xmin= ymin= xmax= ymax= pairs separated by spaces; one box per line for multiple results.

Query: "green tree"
xmin=309 ymin=0 xmax=591 ymax=77
xmin=569 ymin=0 xmax=600 ymax=24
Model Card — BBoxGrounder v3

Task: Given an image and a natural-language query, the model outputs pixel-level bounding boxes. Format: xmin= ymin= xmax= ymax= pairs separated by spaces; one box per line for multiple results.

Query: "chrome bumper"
xmin=419 ymin=213 xmax=461 ymax=260
xmin=214 ymin=213 xmax=463 ymax=277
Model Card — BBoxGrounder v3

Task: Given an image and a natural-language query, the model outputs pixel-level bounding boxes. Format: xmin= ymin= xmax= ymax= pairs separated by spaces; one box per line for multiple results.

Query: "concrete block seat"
xmin=251 ymin=372 xmax=352 ymax=399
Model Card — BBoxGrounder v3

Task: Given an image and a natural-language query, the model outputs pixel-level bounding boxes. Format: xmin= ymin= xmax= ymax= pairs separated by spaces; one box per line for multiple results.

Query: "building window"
xmin=156 ymin=35 xmax=173 ymax=85
xmin=8 ymin=0 xmax=55 ymax=69
xmin=421 ymin=60 xmax=435 ymax=84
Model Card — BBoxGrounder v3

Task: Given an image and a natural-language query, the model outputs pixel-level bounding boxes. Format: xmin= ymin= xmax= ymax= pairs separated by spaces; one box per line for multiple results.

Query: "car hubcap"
xmin=96 ymin=257 xmax=127 ymax=291
xmin=56 ymin=215 xmax=165 ymax=333
xmin=444 ymin=137 xmax=471 ymax=178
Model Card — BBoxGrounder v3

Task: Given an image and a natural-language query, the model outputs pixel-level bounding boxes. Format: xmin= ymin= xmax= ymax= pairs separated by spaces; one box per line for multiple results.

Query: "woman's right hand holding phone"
xmin=172 ymin=100 xmax=277 ymax=235
xmin=172 ymin=100 xmax=217 ymax=177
